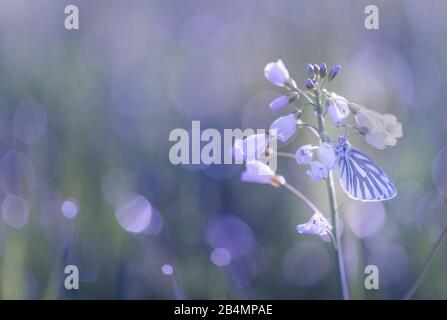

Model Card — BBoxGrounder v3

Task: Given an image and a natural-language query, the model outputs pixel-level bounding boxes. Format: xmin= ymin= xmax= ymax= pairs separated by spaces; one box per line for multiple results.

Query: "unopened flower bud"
xmin=319 ymin=63 xmax=327 ymax=77
xmin=269 ymin=93 xmax=298 ymax=111
xmin=270 ymin=174 xmax=286 ymax=188
xmin=305 ymin=78 xmax=315 ymax=89
xmin=269 ymin=95 xmax=290 ymax=111
xmin=328 ymin=65 xmax=341 ymax=81
xmin=313 ymin=64 xmax=320 ymax=75
xmin=306 ymin=63 xmax=314 ymax=78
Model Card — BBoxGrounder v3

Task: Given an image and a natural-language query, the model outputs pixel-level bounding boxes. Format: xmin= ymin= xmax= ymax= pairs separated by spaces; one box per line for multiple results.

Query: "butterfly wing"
xmin=338 ymin=145 xmax=397 ymax=201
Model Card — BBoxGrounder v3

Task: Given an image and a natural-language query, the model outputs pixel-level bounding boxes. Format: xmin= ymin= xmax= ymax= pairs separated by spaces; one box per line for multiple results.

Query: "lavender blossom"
xmin=264 ymin=59 xmax=291 ymax=87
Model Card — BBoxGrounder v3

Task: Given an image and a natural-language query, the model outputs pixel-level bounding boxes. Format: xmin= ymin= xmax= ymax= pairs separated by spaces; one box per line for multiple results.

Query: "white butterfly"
xmin=335 ymin=137 xmax=397 ymax=202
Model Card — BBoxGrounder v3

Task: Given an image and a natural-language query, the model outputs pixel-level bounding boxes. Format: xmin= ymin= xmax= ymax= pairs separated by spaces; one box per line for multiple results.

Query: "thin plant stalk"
xmin=403 ymin=225 xmax=447 ymax=300
xmin=283 ymin=182 xmax=338 ymax=255
xmin=276 ymin=151 xmax=296 ymax=159
xmin=325 ymin=170 xmax=350 ymax=300
xmin=315 ymin=92 xmax=350 ymax=300
xmin=171 ymin=272 xmax=186 ymax=300
xmin=283 ymin=183 xmax=323 ymax=215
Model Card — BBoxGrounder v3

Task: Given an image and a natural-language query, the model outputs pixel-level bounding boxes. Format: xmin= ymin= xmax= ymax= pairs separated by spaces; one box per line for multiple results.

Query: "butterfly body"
xmin=335 ymin=137 xmax=396 ymax=201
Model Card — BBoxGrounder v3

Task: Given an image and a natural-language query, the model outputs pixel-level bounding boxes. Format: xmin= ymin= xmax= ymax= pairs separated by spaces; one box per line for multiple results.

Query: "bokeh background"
xmin=0 ymin=0 xmax=446 ymax=299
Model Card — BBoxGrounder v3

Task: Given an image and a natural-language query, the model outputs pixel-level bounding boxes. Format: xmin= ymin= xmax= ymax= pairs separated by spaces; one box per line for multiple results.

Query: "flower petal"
xmin=264 ymin=59 xmax=290 ymax=87
xmin=295 ymin=144 xmax=314 ymax=165
xmin=306 ymin=161 xmax=328 ymax=181
xmin=241 ymin=160 xmax=278 ymax=184
xmin=270 ymin=113 xmax=297 ymax=142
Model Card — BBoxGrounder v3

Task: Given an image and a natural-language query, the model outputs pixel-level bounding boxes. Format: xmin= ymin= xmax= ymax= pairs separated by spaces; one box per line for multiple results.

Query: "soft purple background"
xmin=0 ymin=0 xmax=446 ymax=299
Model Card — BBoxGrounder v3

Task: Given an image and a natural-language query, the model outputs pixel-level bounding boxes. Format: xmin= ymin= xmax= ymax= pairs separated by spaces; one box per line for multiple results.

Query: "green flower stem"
xmin=403 ymin=225 xmax=447 ymax=300
xmin=315 ymin=92 xmax=350 ymax=300
xmin=297 ymin=123 xmax=320 ymax=140
xmin=283 ymin=183 xmax=323 ymax=215
xmin=275 ymin=151 xmax=296 ymax=159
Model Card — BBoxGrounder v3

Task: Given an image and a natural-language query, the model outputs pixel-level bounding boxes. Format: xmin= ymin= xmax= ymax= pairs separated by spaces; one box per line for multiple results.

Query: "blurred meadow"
xmin=0 ymin=0 xmax=447 ymax=299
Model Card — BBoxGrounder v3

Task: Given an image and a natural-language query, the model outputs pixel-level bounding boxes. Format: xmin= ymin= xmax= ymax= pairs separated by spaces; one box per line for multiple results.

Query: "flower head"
xmin=295 ymin=144 xmax=314 ymax=165
xmin=354 ymin=106 xmax=403 ymax=150
xmin=233 ymin=133 xmax=268 ymax=162
xmin=306 ymin=161 xmax=328 ymax=181
xmin=241 ymin=160 xmax=285 ymax=187
xmin=297 ymin=212 xmax=333 ymax=238
xmin=264 ymin=59 xmax=291 ymax=87
xmin=326 ymin=100 xmax=342 ymax=124
xmin=270 ymin=113 xmax=297 ymax=142
xmin=325 ymin=91 xmax=350 ymax=124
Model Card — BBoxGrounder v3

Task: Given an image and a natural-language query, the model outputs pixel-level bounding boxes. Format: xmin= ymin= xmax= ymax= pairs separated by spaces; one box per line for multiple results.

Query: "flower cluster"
xmin=236 ymin=59 xmax=402 ymax=241
xmin=263 ymin=59 xmax=402 ymax=150
xmin=233 ymin=59 xmax=403 ymax=300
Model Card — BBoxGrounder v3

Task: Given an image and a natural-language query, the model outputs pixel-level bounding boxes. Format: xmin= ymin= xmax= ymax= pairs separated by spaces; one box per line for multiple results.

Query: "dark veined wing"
xmin=338 ymin=146 xmax=397 ymax=201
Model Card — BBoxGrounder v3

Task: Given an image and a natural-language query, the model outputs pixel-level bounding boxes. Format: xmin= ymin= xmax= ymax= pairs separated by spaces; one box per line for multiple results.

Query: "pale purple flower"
xmin=318 ymin=142 xmax=337 ymax=170
xmin=332 ymin=93 xmax=350 ymax=116
xmin=306 ymin=161 xmax=328 ymax=181
xmin=297 ymin=212 xmax=333 ymax=239
xmin=241 ymin=160 xmax=285 ymax=187
xmin=354 ymin=106 xmax=403 ymax=150
xmin=327 ymin=100 xmax=342 ymax=124
xmin=264 ymin=59 xmax=290 ymax=87
xmin=270 ymin=113 xmax=297 ymax=142
xmin=295 ymin=144 xmax=314 ymax=165
xmin=269 ymin=95 xmax=290 ymax=111
xmin=233 ymin=133 xmax=268 ymax=162
xmin=325 ymin=91 xmax=350 ymax=124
